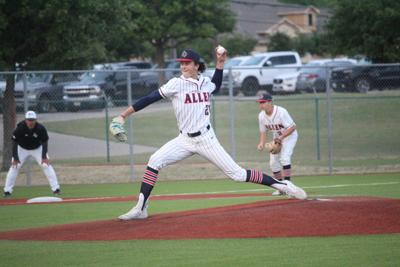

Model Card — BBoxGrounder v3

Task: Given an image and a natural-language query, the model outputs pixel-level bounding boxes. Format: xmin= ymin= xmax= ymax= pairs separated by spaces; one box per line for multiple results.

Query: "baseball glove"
xmin=109 ymin=116 xmax=127 ymax=142
xmin=264 ymin=141 xmax=282 ymax=154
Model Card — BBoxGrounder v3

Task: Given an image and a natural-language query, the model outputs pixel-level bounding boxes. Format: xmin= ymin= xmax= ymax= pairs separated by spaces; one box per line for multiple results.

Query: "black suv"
xmin=63 ymin=68 xmax=159 ymax=111
xmin=0 ymin=73 xmax=79 ymax=113
xmin=331 ymin=64 xmax=400 ymax=93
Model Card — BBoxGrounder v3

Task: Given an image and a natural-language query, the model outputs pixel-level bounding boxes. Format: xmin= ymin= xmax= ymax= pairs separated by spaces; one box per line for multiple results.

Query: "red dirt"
xmin=1 ymin=196 xmax=399 ymax=241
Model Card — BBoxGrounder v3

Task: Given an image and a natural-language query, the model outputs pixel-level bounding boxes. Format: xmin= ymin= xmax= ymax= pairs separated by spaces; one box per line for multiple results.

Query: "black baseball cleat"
xmin=3 ymin=191 xmax=11 ymax=198
xmin=53 ymin=189 xmax=61 ymax=195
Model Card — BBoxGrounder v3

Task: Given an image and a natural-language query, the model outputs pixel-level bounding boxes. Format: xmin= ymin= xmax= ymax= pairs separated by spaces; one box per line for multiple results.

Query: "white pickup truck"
xmin=224 ymin=51 xmax=302 ymax=96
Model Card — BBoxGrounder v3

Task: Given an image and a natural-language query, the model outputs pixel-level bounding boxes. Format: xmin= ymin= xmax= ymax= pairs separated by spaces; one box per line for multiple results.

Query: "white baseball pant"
xmin=147 ymin=127 xmax=247 ymax=182
xmin=270 ymin=133 xmax=297 ymax=172
xmin=4 ymin=145 xmax=60 ymax=193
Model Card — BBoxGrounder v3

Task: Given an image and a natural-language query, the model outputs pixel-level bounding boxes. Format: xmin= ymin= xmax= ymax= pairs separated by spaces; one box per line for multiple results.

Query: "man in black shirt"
xmin=3 ymin=111 xmax=60 ymax=197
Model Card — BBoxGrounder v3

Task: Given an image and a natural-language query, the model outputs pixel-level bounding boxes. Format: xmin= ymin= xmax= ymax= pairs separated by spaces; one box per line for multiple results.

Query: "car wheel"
xmin=37 ymin=95 xmax=51 ymax=113
xmin=241 ymin=77 xmax=259 ymax=96
xmin=355 ymin=77 xmax=371 ymax=93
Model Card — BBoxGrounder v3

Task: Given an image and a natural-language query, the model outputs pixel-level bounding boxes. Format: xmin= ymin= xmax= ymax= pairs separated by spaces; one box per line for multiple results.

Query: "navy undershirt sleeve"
xmin=211 ymin=68 xmax=223 ymax=94
xmin=42 ymin=141 xmax=48 ymax=159
xmin=12 ymin=140 xmax=19 ymax=161
xmin=132 ymin=90 xmax=163 ymax=112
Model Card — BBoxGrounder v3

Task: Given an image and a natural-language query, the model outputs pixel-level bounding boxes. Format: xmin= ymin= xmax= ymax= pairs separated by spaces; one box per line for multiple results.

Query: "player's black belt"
xmin=181 ymin=125 xmax=210 ymax=137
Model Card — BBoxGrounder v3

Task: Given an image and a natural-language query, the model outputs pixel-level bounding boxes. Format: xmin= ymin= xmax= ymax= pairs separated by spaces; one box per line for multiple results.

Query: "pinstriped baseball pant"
xmin=147 ymin=127 xmax=247 ymax=182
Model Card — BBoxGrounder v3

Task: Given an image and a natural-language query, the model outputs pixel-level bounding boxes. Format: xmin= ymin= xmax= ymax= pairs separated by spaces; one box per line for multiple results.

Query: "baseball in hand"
xmin=216 ymin=45 xmax=226 ymax=55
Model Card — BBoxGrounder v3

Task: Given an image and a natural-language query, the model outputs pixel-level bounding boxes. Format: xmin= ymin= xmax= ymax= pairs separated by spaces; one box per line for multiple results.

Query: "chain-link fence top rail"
xmin=1 ymin=64 xmax=399 ymax=183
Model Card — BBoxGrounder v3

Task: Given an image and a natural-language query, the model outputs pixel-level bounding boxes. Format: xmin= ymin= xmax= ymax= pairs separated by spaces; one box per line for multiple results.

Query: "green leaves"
xmin=325 ymin=0 xmax=400 ymax=62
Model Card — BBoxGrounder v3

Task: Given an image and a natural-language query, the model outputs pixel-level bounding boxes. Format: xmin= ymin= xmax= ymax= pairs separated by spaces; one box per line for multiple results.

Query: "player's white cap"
xmin=25 ymin=110 xmax=37 ymax=120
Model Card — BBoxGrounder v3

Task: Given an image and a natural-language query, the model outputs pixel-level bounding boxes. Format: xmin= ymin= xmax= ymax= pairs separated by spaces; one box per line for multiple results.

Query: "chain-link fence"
xmin=1 ymin=63 xmax=399 ymax=186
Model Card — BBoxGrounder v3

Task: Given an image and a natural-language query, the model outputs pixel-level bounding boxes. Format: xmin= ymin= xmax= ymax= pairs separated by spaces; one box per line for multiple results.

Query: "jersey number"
xmin=205 ymin=105 xmax=210 ymax=115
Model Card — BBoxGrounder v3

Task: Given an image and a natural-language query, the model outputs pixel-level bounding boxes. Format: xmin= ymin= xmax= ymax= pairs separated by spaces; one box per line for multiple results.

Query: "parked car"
xmin=148 ymin=59 xmax=181 ymax=81
xmin=63 ymin=68 xmax=158 ymax=111
xmin=218 ymin=56 xmax=252 ymax=94
xmin=272 ymin=71 xmax=301 ymax=94
xmin=0 ymin=73 xmax=79 ymax=113
xmin=331 ymin=64 xmax=400 ymax=93
xmin=227 ymin=51 xmax=302 ymax=96
xmin=296 ymin=59 xmax=356 ymax=93
xmin=94 ymin=60 xmax=153 ymax=70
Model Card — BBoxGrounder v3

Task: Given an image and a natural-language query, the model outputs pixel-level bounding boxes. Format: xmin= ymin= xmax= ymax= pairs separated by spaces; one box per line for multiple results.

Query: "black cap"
xmin=256 ymin=94 xmax=273 ymax=103
xmin=177 ymin=49 xmax=200 ymax=64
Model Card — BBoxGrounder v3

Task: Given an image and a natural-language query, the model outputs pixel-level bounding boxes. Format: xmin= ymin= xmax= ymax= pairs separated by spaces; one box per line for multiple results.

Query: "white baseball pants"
xmin=147 ymin=127 xmax=247 ymax=182
xmin=270 ymin=133 xmax=298 ymax=172
xmin=4 ymin=145 xmax=60 ymax=193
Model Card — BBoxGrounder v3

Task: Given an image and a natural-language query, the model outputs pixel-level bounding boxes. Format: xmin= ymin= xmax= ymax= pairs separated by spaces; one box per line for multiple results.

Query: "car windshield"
xmin=79 ymin=72 xmax=112 ymax=82
xmin=166 ymin=61 xmax=180 ymax=69
xmin=302 ymin=61 xmax=353 ymax=74
xmin=241 ymin=56 xmax=265 ymax=66
xmin=225 ymin=58 xmax=246 ymax=68
xmin=28 ymin=74 xmax=51 ymax=83
xmin=326 ymin=61 xmax=353 ymax=66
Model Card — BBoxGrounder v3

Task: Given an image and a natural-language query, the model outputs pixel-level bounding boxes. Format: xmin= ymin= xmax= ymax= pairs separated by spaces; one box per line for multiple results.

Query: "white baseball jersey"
xmin=258 ymin=105 xmax=298 ymax=170
xmin=149 ymin=74 xmax=247 ymax=182
xmin=159 ymin=74 xmax=213 ymax=134
xmin=258 ymin=105 xmax=297 ymax=138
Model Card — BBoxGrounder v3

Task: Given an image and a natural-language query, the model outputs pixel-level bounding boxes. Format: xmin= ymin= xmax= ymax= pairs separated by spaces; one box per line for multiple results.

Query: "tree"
xmin=219 ymin=34 xmax=258 ymax=58
xmin=292 ymin=33 xmax=330 ymax=57
xmin=129 ymin=0 xmax=235 ymax=71
xmin=325 ymin=0 xmax=400 ymax=63
xmin=268 ymin=32 xmax=293 ymax=51
xmin=0 ymin=0 xmax=134 ymax=170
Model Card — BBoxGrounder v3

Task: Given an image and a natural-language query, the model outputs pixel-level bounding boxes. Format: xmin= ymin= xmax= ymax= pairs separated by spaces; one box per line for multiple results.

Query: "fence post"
xmin=104 ymin=97 xmax=110 ymax=162
xmin=228 ymin=68 xmax=236 ymax=160
xmin=126 ymin=71 xmax=135 ymax=181
xmin=22 ymin=73 xmax=28 ymax=113
xmin=314 ymin=97 xmax=321 ymax=160
xmin=22 ymin=72 xmax=33 ymax=183
xmin=326 ymin=67 xmax=333 ymax=174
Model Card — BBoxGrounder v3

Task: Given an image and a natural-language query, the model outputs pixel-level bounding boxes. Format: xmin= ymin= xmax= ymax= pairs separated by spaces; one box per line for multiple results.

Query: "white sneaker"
xmin=118 ymin=193 xmax=149 ymax=220
xmin=271 ymin=189 xmax=283 ymax=196
xmin=272 ymin=180 xmax=307 ymax=200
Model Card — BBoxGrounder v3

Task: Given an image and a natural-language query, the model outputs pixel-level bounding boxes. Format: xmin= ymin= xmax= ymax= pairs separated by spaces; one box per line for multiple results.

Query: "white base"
xmin=27 ymin=196 xmax=63 ymax=204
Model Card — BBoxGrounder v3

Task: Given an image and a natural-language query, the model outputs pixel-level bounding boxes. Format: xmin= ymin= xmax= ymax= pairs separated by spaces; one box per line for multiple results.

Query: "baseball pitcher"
xmin=110 ymin=47 xmax=307 ymax=220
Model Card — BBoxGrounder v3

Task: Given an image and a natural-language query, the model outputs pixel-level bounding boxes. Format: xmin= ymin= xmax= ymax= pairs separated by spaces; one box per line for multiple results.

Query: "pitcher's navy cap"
xmin=177 ymin=49 xmax=200 ymax=64
xmin=256 ymin=94 xmax=273 ymax=103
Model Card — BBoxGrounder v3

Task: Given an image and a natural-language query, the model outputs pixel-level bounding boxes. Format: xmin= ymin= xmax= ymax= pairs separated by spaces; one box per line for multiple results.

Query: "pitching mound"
xmin=1 ymin=196 xmax=399 ymax=241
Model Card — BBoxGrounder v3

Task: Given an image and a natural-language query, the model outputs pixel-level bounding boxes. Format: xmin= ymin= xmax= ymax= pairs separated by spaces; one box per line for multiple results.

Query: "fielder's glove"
xmin=110 ymin=116 xmax=127 ymax=142
xmin=264 ymin=141 xmax=282 ymax=154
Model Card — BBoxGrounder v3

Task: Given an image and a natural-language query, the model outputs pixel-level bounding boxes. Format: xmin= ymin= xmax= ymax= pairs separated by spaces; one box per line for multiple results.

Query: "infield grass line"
xmin=150 ymin=181 xmax=400 ymax=196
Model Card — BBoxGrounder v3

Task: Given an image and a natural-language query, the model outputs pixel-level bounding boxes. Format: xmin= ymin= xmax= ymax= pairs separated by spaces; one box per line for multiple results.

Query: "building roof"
xmin=230 ymin=0 xmax=331 ymax=39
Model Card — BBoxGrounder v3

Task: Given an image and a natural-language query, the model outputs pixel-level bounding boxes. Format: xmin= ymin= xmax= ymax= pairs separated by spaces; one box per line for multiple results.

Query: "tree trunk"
xmin=2 ymin=75 xmax=16 ymax=171
xmin=155 ymin=42 xmax=167 ymax=85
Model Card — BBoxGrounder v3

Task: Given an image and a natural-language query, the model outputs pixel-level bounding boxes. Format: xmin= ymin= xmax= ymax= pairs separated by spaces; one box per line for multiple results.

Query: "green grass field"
xmin=1 ymin=173 xmax=400 ymax=266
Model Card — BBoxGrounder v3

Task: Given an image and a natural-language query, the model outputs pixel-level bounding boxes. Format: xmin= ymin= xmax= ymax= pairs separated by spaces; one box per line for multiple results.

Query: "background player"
xmin=3 ymin=111 xmax=60 ymax=197
xmin=113 ymin=47 xmax=306 ymax=220
xmin=256 ymin=94 xmax=298 ymax=196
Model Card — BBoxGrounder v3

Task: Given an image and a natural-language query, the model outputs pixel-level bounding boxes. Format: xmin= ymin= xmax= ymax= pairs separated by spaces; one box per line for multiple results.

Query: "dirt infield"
xmin=1 ymin=196 xmax=399 ymax=241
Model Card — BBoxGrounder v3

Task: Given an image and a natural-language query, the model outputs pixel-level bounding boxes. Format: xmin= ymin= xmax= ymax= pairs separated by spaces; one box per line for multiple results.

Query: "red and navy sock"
xmin=246 ymin=169 xmax=284 ymax=186
xmin=273 ymin=171 xmax=282 ymax=181
xmin=139 ymin=166 xmax=159 ymax=208
xmin=283 ymin=165 xmax=291 ymax=180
